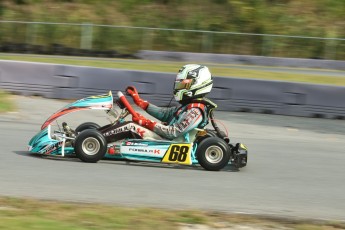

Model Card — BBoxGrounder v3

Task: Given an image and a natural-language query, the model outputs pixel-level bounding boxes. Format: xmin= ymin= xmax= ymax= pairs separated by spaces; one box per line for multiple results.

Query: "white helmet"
xmin=174 ymin=64 xmax=213 ymax=102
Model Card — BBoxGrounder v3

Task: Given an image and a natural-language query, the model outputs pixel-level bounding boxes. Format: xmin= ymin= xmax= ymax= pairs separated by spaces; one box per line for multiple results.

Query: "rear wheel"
xmin=196 ymin=129 xmax=218 ymax=144
xmin=75 ymin=122 xmax=100 ymax=134
xmin=197 ymin=137 xmax=231 ymax=171
xmin=205 ymin=129 xmax=218 ymax=137
xmin=74 ymin=129 xmax=107 ymax=163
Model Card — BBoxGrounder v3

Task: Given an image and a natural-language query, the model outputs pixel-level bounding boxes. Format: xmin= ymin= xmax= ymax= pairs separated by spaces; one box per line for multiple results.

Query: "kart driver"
xmin=112 ymin=64 xmax=217 ymax=142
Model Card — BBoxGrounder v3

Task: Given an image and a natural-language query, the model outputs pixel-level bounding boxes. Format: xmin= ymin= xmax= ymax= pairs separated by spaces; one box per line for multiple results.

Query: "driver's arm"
xmin=126 ymin=86 xmax=177 ymax=122
xmin=151 ymin=107 xmax=203 ymax=140
xmin=146 ymin=104 xmax=177 ymax=122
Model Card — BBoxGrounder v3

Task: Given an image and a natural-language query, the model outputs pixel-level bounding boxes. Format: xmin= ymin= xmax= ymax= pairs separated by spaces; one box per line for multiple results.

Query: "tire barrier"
xmin=1 ymin=60 xmax=344 ymax=119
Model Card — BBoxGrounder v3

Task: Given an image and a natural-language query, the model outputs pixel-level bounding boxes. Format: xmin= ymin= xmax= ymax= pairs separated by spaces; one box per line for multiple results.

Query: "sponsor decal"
xmin=42 ymin=142 xmax=63 ymax=155
xmin=104 ymin=124 xmax=146 ymax=137
xmin=125 ymin=141 xmax=148 ymax=146
xmin=128 ymin=148 xmax=161 ymax=154
xmin=136 ymin=127 xmax=145 ymax=137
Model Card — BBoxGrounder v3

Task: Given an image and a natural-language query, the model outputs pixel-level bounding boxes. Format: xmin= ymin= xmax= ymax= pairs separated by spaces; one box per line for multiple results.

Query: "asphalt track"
xmin=0 ymin=95 xmax=345 ymax=221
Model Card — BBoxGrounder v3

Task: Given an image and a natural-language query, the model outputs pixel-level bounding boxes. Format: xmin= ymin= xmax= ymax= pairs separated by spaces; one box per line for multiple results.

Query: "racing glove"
xmin=132 ymin=113 xmax=156 ymax=131
xmin=126 ymin=86 xmax=149 ymax=110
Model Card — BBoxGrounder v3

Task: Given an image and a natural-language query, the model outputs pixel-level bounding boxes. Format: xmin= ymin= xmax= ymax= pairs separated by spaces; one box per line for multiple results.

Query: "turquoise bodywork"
xmin=28 ymin=91 xmax=113 ymax=156
xmin=28 ymin=125 xmax=75 ymax=155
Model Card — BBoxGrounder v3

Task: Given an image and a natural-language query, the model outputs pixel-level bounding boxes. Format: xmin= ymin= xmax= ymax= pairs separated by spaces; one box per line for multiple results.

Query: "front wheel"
xmin=197 ymin=137 xmax=231 ymax=171
xmin=74 ymin=129 xmax=107 ymax=163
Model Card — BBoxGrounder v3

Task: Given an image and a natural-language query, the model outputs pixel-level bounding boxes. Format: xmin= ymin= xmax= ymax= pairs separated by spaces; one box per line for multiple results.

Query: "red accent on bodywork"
xmin=41 ymin=104 xmax=112 ymax=130
xmin=154 ymin=149 xmax=160 ymax=154
xmin=41 ymin=107 xmax=84 ymax=130
xmin=108 ymin=147 xmax=115 ymax=155
xmin=136 ymin=127 xmax=146 ymax=137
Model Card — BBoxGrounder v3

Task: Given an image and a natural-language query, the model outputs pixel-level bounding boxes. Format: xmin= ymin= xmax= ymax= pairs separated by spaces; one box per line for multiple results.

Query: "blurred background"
xmin=0 ymin=0 xmax=344 ymax=60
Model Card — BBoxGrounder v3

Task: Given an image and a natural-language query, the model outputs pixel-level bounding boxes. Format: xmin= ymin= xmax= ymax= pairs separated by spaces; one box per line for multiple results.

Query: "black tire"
xmin=75 ymin=122 xmax=100 ymax=134
xmin=196 ymin=129 xmax=218 ymax=144
xmin=74 ymin=129 xmax=107 ymax=163
xmin=205 ymin=129 xmax=218 ymax=137
xmin=196 ymin=137 xmax=231 ymax=171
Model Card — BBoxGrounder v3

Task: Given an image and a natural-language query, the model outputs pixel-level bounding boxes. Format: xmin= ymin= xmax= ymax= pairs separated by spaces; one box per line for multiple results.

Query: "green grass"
xmin=1 ymin=54 xmax=345 ymax=86
xmin=0 ymin=90 xmax=15 ymax=113
xmin=1 ymin=0 xmax=345 ymax=59
xmin=0 ymin=196 xmax=344 ymax=230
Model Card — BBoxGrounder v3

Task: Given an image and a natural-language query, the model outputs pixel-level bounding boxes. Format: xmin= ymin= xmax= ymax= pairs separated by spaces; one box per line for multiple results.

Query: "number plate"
xmin=162 ymin=143 xmax=192 ymax=165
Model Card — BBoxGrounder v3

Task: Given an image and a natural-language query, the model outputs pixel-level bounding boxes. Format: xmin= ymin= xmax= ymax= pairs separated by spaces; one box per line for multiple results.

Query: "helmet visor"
xmin=174 ymin=79 xmax=194 ymax=90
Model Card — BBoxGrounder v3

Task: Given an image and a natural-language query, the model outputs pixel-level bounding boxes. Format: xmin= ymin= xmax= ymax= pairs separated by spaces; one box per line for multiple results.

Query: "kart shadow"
xmin=14 ymin=151 xmax=81 ymax=162
xmin=14 ymin=151 xmax=240 ymax=172
xmin=103 ymin=160 xmax=240 ymax=172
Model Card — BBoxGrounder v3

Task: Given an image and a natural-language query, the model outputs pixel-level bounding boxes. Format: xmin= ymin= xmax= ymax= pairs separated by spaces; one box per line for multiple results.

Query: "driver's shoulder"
xmin=187 ymin=102 xmax=205 ymax=110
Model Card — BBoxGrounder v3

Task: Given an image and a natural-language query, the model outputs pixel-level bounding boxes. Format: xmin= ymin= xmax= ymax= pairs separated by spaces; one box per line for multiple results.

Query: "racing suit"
xmin=144 ymin=101 xmax=209 ymax=141
xmin=105 ymin=98 xmax=216 ymax=142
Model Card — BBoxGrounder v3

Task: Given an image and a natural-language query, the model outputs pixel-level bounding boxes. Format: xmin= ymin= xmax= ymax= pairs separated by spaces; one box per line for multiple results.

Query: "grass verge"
xmin=0 ymin=90 xmax=15 ymax=113
xmin=0 ymin=196 xmax=344 ymax=230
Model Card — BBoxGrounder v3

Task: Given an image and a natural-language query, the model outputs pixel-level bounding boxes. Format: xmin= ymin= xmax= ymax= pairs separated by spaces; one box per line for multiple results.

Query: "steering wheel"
xmin=117 ymin=91 xmax=139 ymax=118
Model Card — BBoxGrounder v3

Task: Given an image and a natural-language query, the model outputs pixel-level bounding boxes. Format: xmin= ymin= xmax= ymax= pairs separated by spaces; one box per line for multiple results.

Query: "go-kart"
xmin=28 ymin=91 xmax=248 ymax=171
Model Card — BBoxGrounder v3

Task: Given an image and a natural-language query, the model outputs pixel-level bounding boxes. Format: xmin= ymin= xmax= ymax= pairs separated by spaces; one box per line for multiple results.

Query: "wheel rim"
xmin=205 ymin=145 xmax=223 ymax=164
xmin=81 ymin=137 xmax=100 ymax=156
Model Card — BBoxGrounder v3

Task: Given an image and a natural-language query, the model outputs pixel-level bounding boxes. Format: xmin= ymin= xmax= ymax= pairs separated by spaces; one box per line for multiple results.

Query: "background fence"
xmin=1 ymin=21 xmax=345 ymax=60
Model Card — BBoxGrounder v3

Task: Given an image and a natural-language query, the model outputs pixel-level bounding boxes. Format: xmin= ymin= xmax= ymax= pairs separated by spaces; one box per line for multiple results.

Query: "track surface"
xmin=0 ymin=95 xmax=344 ymax=221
